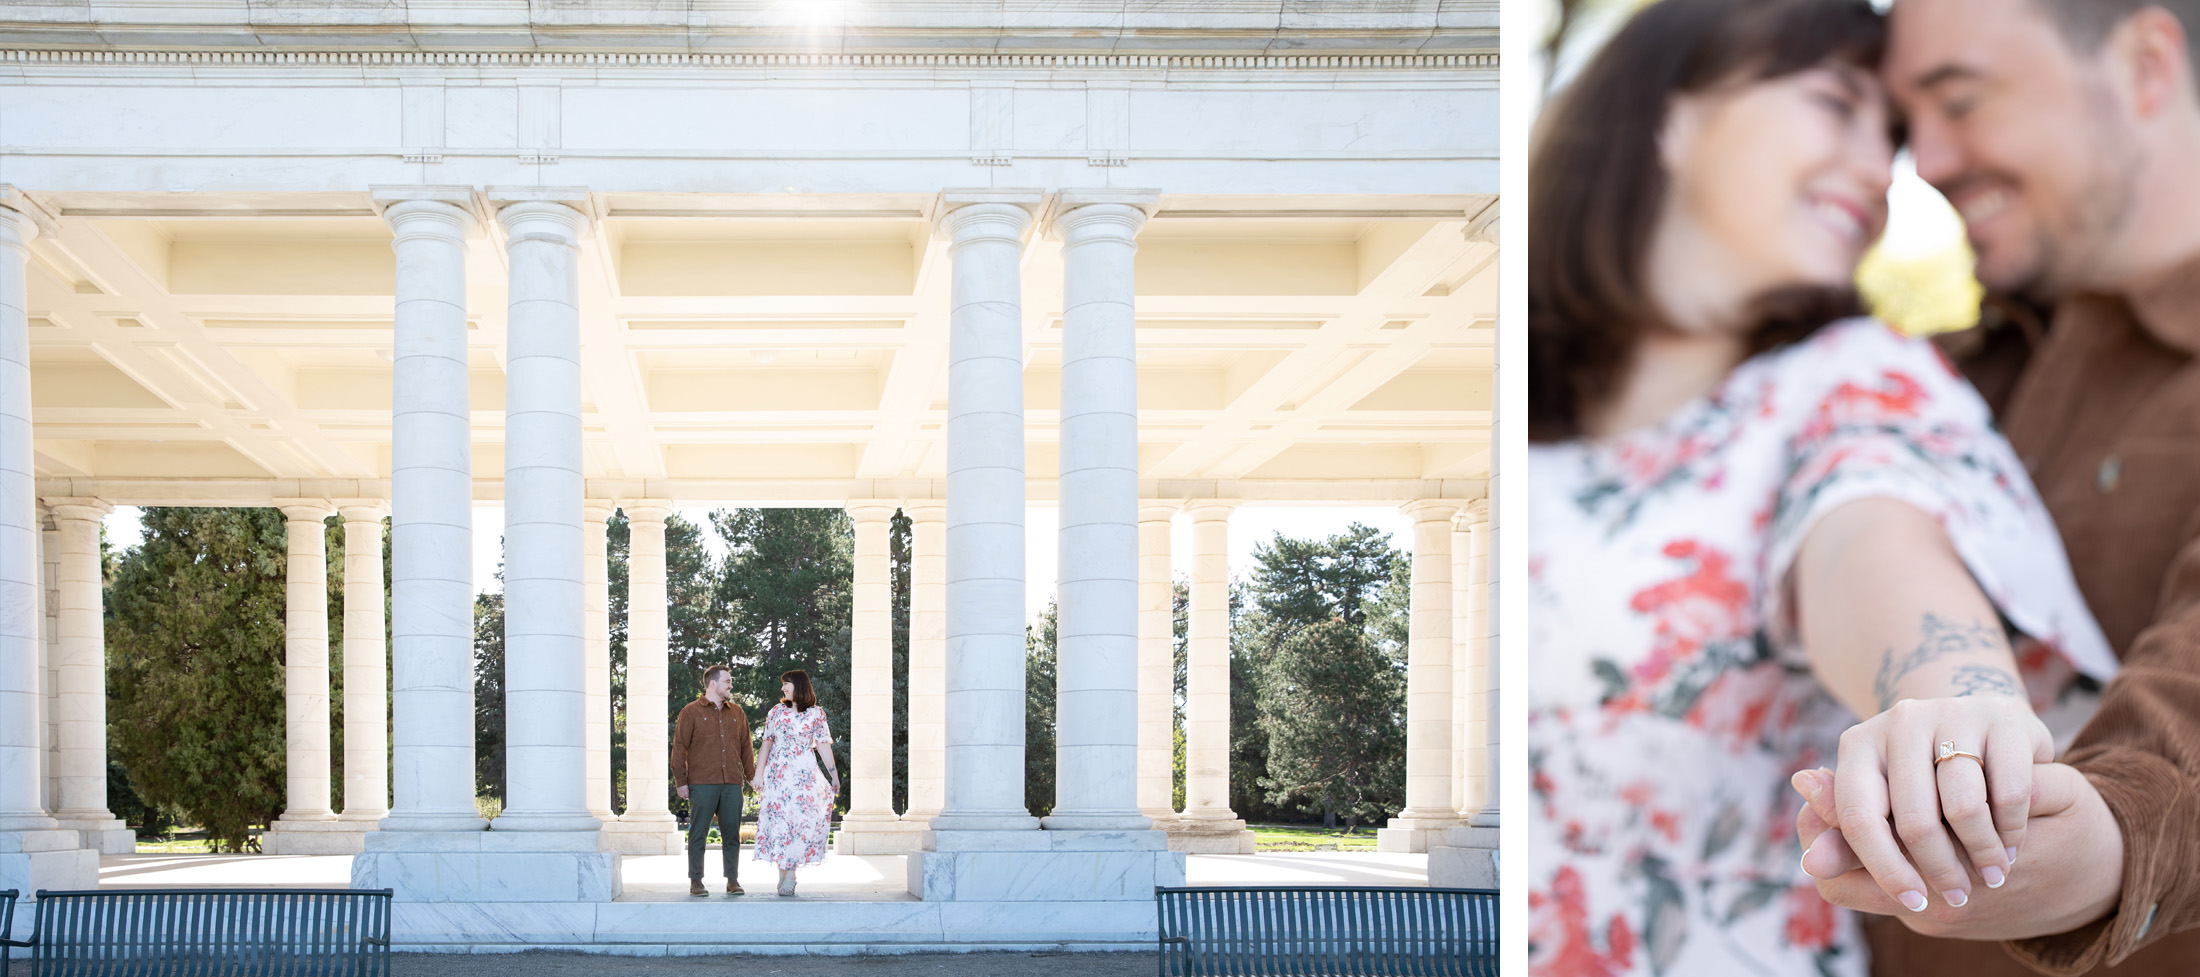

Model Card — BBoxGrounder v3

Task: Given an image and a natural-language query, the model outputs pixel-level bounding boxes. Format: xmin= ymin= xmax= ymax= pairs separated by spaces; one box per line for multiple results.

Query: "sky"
xmin=102 ymin=504 xmax=1419 ymax=624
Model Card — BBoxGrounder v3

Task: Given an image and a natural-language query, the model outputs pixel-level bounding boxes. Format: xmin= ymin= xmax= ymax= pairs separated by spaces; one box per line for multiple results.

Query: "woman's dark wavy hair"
xmin=1529 ymin=0 xmax=1887 ymax=442
xmin=780 ymin=668 xmax=818 ymax=712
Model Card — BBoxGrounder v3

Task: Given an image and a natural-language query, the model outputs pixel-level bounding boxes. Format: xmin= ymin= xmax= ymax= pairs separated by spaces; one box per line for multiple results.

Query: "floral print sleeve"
xmin=1527 ymin=318 xmax=2113 ymax=977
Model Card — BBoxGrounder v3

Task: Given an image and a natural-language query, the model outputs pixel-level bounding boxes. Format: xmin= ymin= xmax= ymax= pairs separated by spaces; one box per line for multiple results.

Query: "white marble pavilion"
xmin=0 ymin=0 xmax=1498 ymax=951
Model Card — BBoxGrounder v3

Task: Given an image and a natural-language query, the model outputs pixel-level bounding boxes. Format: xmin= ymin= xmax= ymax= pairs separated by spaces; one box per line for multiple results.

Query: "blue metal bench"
xmin=0 ymin=889 xmax=15 ymax=977
xmin=1156 ymin=885 xmax=1498 ymax=976
xmin=0 ymin=888 xmax=393 ymax=977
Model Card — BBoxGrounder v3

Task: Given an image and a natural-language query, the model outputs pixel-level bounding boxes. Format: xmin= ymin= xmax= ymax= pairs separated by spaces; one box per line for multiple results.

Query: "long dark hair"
xmin=780 ymin=669 xmax=818 ymax=712
xmin=1529 ymin=0 xmax=1886 ymax=441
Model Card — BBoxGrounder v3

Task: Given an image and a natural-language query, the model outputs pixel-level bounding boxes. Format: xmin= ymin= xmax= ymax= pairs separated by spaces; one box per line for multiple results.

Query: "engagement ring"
xmin=1935 ymin=741 xmax=1984 ymax=768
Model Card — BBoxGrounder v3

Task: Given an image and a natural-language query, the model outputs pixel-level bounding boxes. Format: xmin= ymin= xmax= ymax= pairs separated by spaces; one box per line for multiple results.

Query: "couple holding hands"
xmin=1530 ymin=0 xmax=2200 ymax=974
xmin=671 ymin=665 xmax=841 ymax=899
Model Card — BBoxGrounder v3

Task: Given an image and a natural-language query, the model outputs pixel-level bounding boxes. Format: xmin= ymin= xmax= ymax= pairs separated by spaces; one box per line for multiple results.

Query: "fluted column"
xmin=0 ymin=204 xmax=57 ymax=837
xmin=1456 ymin=502 xmax=1490 ymax=818
xmin=902 ymin=501 xmax=947 ymax=826
xmin=931 ymin=198 xmax=1041 ymax=835
xmin=1171 ymin=500 xmax=1250 ymax=852
xmin=377 ymin=192 xmax=486 ymax=834
xmin=493 ymin=198 xmax=596 ymax=834
xmin=47 ymin=498 xmax=130 ymax=851
xmin=339 ymin=503 xmax=391 ymax=824
xmin=1046 ymin=199 xmax=1152 ymax=832
xmin=1380 ymin=500 xmax=1462 ymax=852
xmin=607 ymin=501 xmax=678 ymax=845
xmin=837 ymin=502 xmax=911 ymax=851
xmin=1136 ymin=503 xmax=1178 ymax=823
xmin=582 ymin=500 xmax=615 ymax=822
xmin=277 ymin=501 xmax=339 ymax=826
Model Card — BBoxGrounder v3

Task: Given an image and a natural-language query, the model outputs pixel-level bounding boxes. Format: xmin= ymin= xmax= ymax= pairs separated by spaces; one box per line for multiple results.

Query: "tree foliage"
xmin=708 ymin=508 xmax=854 ymax=811
xmin=1255 ymin=620 xmax=1407 ymax=828
xmin=1025 ymin=600 xmax=1057 ymax=818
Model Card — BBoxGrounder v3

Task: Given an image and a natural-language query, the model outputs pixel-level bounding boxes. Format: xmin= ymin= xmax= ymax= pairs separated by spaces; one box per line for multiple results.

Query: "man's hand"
xmin=676 ymin=785 xmax=689 ymax=800
xmin=1793 ymin=762 xmax=2125 ymax=939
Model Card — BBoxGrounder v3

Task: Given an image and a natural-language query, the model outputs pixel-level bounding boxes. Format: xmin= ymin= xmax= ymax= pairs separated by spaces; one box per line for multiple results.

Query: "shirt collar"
xmin=2090 ymin=251 xmax=2200 ymax=357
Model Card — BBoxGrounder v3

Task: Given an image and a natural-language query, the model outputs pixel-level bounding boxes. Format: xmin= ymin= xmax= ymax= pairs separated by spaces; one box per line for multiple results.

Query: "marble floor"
xmin=95 ymin=848 xmax=1429 ymax=898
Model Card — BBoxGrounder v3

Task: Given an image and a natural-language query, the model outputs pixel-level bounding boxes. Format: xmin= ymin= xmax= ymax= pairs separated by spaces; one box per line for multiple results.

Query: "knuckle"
xmin=1892 ymin=811 xmax=1940 ymax=843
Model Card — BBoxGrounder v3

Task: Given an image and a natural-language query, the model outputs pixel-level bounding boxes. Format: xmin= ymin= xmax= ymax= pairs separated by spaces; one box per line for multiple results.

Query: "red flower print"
xmin=1783 ymin=884 xmax=1837 ymax=950
xmin=1622 ymin=540 xmax=1752 ymax=692
xmin=1531 ymin=866 xmax=1635 ymax=977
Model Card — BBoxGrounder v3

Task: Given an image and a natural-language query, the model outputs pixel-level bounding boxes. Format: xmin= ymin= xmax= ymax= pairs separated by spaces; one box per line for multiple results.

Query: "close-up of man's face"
xmin=1886 ymin=0 xmax=2140 ymax=297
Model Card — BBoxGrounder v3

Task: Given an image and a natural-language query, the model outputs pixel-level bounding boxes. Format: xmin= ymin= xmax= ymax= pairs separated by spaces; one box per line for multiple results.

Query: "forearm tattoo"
xmin=1873 ymin=613 xmax=2004 ymax=711
xmin=1951 ymin=663 xmax=2021 ymax=699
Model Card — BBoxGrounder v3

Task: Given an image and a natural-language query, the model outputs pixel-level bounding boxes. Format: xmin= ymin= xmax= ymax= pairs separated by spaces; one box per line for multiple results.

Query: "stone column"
xmin=929 ymin=197 xmax=1041 ymax=837
xmin=582 ymin=500 xmax=615 ymax=823
xmin=0 ymin=199 xmax=98 ymax=896
xmin=1430 ymin=499 xmax=1498 ymax=887
xmin=492 ymin=198 xmax=599 ymax=836
xmin=45 ymin=498 xmax=132 ymax=853
xmin=1380 ymin=501 xmax=1462 ymax=852
xmin=263 ymin=500 xmax=345 ymax=854
xmin=338 ymin=503 xmax=391 ymax=830
xmin=39 ymin=507 xmax=59 ymax=816
xmin=1135 ymin=503 xmax=1178 ymax=825
xmin=1455 ymin=503 xmax=1489 ymax=817
xmin=600 ymin=501 xmax=678 ymax=854
xmin=837 ymin=503 xmax=920 ymax=853
xmin=370 ymin=191 xmax=487 ymax=838
xmin=901 ymin=501 xmax=947 ymax=827
xmin=1046 ymin=198 xmax=1153 ymax=833
xmin=1173 ymin=501 xmax=1252 ymax=853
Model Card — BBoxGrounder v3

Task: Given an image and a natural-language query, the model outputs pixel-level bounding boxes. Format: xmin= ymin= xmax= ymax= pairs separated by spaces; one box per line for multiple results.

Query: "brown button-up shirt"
xmin=671 ymin=697 xmax=757 ymax=788
xmin=1867 ymin=263 xmax=2200 ymax=976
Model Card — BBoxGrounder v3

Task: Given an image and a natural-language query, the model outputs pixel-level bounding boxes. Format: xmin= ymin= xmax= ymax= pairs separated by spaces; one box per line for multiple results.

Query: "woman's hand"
xmin=1816 ymin=695 xmax=2052 ymax=912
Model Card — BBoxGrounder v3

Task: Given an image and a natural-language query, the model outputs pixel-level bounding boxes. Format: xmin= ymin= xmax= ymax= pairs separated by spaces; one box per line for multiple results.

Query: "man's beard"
xmin=2019 ymin=89 xmax=2142 ymax=300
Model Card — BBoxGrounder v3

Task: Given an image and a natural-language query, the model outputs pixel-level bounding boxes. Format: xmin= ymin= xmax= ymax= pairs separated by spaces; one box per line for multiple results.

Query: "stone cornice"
xmin=0 ymin=48 xmax=1494 ymax=70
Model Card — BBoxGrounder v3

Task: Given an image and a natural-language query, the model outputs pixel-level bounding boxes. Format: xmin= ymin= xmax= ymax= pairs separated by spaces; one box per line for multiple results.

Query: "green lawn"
xmin=1249 ymin=824 xmax=1380 ymax=852
xmin=134 ymin=828 xmax=255 ymax=854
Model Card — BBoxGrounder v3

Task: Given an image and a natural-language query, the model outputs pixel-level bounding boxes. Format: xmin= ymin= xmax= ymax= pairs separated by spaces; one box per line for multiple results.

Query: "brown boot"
xmin=689 ymin=879 xmax=707 ymax=897
xmin=727 ymin=880 xmax=744 ymax=895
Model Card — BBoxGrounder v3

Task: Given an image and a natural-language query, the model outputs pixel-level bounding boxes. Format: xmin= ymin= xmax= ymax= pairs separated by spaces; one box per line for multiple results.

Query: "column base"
xmin=263 ymin=817 xmax=376 ymax=855
xmin=353 ymin=829 xmax=620 ymax=902
xmin=909 ymin=829 xmax=1183 ymax=901
xmin=0 ymin=829 xmax=100 ymax=907
xmin=1428 ymin=824 xmax=1498 ymax=889
xmin=1377 ymin=815 xmax=1466 ymax=853
xmin=597 ymin=815 xmax=681 ymax=855
xmin=53 ymin=816 xmax=135 ymax=854
xmin=834 ymin=815 xmax=928 ymax=855
xmin=1163 ymin=817 xmax=1255 ymax=854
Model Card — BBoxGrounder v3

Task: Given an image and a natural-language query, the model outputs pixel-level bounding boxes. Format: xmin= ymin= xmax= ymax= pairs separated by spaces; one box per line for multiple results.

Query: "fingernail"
xmin=1982 ymin=865 xmax=2006 ymax=889
xmin=1943 ymin=889 xmax=1968 ymax=908
xmin=1899 ymin=890 xmax=1928 ymax=912
xmin=1801 ymin=849 xmax=1814 ymax=877
xmin=2006 ymin=846 xmax=2018 ymax=867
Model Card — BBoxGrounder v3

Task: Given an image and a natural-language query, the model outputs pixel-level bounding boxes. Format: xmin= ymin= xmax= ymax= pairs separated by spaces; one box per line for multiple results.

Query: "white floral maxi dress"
xmin=753 ymin=703 xmax=835 ymax=870
xmin=1528 ymin=319 xmax=2119 ymax=977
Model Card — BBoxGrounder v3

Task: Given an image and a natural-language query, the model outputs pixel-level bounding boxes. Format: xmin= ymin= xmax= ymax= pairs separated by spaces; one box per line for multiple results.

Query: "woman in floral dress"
xmin=752 ymin=669 xmax=840 ymax=896
xmin=1528 ymin=0 xmax=2116 ymax=974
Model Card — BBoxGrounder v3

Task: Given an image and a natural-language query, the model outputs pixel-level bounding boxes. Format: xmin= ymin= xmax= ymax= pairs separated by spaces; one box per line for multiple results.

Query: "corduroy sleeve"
xmin=2007 ymin=529 xmax=2200 ymax=974
xmin=669 ymin=703 xmax=694 ymax=788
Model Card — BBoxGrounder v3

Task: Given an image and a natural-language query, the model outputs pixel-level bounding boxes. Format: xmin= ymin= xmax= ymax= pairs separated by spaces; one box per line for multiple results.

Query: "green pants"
xmin=686 ymin=783 xmax=745 ymax=882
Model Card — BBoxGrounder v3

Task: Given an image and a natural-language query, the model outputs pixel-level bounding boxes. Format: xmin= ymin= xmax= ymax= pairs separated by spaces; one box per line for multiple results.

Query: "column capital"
xmin=1138 ymin=500 xmax=1182 ymax=524
xmin=0 ymin=185 xmax=61 ymax=240
xmin=935 ymin=191 xmax=1041 ymax=247
xmin=373 ymin=190 xmax=480 ymax=243
xmin=582 ymin=499 xmax=618 ymax=523
xmin=1466 ymin=201 xmax=1500 ymax=246
xmin=620 ymin=499 xmax=675 ymax=524
xmin=1456 ymin=498 xmax=1490 ymax=526
xmin=1183 ymin=500 xmax=1239 ymax=523
xmin=904 ymin=499 xmax=947 ymax=522
xmin=333 ymin=500 xmax=390 ymax=523
xmin=492 ymin=196 xmax=591 ymax=246
xmin=847 ymin=501 xmax=899 ymax=524
xmin=41 ymin=497 xmax=112 ymax=523
xmin=275 ymin=498 xmax=338 ymax=523
xmin=1402 ymin=499 xmax=1461 ymax=524
xmin=0 ymin=204 xmax=39 ymax=250
xmin=1049 ymin=190 xmax=1160 ymax=244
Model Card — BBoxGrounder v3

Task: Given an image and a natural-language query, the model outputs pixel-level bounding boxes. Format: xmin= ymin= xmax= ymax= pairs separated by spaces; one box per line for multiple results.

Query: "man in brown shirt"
xmin=1792 ymin=0 xmax=2200 ymax=973
xmin=673 ymin=664 xmax=758 ymax=897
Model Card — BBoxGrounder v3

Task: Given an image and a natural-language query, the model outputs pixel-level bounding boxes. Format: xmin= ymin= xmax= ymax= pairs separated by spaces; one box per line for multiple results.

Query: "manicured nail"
xmin=1899 ymin=890 xmax=1928 ymax=912
xmin=1982 ymin=865 xmax=2006 ymax=889
xmin=1943 ymin=889 xmax=1968 ymax=908
xmin=2006 ymin=846 xmax=2018 ymax=867
xmin=1800 ymin=846 xmax=1820 ymax=878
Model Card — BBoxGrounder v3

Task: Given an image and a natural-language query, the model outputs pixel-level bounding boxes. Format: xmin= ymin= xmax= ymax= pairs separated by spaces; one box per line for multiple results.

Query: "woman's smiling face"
xmin=1654 ymin=61 xmax=1897 ymax=328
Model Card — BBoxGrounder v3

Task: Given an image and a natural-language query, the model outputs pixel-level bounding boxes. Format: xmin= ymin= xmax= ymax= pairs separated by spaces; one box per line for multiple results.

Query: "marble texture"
xmin=339 ymin=503 xmax=391 ymax=824
xmin=1381 ymin=500 xmax=1461 ymax=853
xmin=494 ymin=196 xmax=599 ymax=835
xmin=583 ymin=501 xmax=615 ymax=821
xmin=355 ymin=828 xmax=622 ymax=902
xmin=378 ymin=897 xmax=1163 ymax=953
xmin=1178 ymin=502 xmax=1245 ymax=848
xmin=839 ymin=502 xmax=902 ymax=848
xmin=45 ymin=498 xmax=130 ymax=852
xmin=614 ymin=501 xmax=679 ymax=850
xmin=1135 ymin=503 xmax=1178 ymax=824
xmin=902 ymin=502 xmax=946 ymax=827
xmin=0 ymin=204 xmax=55 ymax=836
xmin=1045 ymin=197 xmax=1154 ymax=833
xmin=1455 ymin=502 xmax=1490 ymax=819
xmin=267 ymin=499 xmax=339 ymax=854
xmin=40 ymin=514 xmax=59 ymax=818
xmin=1426 ymin=823 xmax=1497 ymax=889
xmin=379 ymin=190 xmax=489 ymax=835
xmin=933 ymin=195 xmax=1042 ymax=835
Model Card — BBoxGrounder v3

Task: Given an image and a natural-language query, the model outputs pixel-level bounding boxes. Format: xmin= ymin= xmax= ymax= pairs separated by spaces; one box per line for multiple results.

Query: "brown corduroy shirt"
xmin=670 ymin=697 xmax=757 ymax=788
xmin=1866 ymin=264 xmax=2200 ymax=976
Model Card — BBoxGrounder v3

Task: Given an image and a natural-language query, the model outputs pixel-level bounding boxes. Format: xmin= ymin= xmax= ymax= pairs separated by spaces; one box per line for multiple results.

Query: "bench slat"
xmin=22 ymin=889 xmax=392 ymax=977
xmin=1157 ymin=885 xmax=1497 ymax=977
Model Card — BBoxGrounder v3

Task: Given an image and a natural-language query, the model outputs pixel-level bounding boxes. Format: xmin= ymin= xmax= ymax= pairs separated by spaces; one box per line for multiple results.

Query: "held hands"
xmin=676 ymin=785 xmax=689 ymax=800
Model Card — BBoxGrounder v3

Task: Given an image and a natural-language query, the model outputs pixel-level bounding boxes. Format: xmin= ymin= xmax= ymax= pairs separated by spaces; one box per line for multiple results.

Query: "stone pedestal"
xmin=834 ymin=821 xmax=930 ymax=855
xmin=1375 ymin=818 xmax=1461 ymax=854
xmin=0 ymin=829 xmax=98 ymax=897
xmin=1165 ymin=817 xmax=1256 ymax=854
xmin=1427 ymin=824 xmax=1498 ymax=889
xmin=262 ymin=819 xmax=375 ymax=855
xmin=595 ymin=819 xmax=681 ymax=855
xmin=353 ymin=829 xmax=620 ymax=902
xmin=909 ymin=829 xmax=1184 ymax=901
